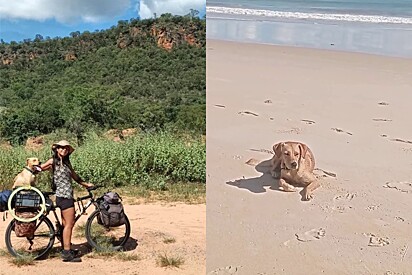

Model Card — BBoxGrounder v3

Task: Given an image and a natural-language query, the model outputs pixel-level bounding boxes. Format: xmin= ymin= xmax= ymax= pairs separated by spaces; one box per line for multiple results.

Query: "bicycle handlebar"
xmin=75 ymin=185 xmax=102 ymax=202
xmin=86 ymin=186 xmax=100 ymax=192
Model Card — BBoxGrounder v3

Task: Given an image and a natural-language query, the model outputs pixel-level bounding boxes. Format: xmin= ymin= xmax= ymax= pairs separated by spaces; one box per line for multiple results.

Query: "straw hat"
xmin=52 ymin=140 xmax=75 ymax=154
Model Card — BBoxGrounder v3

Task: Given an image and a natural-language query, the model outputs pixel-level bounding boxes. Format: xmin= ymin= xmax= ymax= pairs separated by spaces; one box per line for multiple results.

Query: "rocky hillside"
xmin=0 ymin=13 xmax=205 ymax=145
xmin=0 ymin=13 xmax=205 ymax=66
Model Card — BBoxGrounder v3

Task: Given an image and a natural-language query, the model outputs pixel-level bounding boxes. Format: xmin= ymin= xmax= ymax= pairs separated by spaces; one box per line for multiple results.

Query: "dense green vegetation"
xmin=0 ymin=13 xmax=206 ymax=145
xmin=0 ymin=132 xmax=206 ymax=191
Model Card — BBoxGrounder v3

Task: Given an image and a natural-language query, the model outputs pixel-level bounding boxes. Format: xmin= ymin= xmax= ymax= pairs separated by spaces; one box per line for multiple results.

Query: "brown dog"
xmin=270 ymin=141 xmax=319 ymax=200
xmin=12 ymin=157 xmax=42 ymax=189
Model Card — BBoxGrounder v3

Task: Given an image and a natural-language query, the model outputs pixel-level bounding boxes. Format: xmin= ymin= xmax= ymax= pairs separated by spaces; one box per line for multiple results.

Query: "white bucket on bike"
xmin=13 ymin=190 xmax=41 ymax=238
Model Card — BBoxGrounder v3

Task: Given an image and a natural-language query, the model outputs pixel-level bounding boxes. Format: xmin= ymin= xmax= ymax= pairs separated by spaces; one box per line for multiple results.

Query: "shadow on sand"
xmin=226 ymin=159 xmax=280 ymax=193
xmin=226 ymin=158 xmax=309 ymax=201
xmin=69 ymin=236 xmax=138 ymax=258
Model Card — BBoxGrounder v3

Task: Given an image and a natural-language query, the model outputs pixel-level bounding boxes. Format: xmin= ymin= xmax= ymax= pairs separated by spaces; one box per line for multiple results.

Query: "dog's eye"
xmin=294 ymin=153 xmax=299 ymax=156
xmin=284 ymin=152 xmax=289 ymax=156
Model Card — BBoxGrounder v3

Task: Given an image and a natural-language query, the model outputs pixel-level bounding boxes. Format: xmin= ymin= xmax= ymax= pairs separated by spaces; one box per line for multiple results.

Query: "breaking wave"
xmin=206 ymin=6 xmax=412 ymax=25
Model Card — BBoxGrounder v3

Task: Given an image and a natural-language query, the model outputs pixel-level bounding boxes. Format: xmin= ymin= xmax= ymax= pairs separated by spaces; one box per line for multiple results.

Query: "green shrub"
xmin=0 ymin=131 xmax=205 ymax=190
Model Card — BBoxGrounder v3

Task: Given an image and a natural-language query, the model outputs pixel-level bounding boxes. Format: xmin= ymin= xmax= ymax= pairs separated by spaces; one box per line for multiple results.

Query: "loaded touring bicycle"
xmin=3 ymin=185 xmax=130 ymax=259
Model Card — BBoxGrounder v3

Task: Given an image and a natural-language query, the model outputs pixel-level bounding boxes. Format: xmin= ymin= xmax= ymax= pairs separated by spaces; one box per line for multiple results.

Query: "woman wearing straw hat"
xmin=40 ymin=140 xmax=93 ymax=262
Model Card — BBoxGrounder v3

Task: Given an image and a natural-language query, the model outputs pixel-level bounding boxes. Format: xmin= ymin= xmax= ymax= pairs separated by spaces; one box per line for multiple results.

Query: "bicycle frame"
xmin=43 ymin=189 xmax=99 ymax=238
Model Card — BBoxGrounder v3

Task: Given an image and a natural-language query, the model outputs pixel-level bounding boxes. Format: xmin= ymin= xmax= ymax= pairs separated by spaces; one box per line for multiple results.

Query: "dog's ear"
xmin=273 ymin=142 xmax=284 ymax=156
xmin=26 ymin=158 xmax=30 ymax=166
xmin=298 ymin=143 xmax=308 ymax=159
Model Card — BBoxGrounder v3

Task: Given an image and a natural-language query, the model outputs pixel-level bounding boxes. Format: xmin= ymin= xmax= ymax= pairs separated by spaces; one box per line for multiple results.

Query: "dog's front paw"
xmin=302 ymin=189 xmax=313 ymax=201
xmin=279 ymin=179 xmax=297 ymax=192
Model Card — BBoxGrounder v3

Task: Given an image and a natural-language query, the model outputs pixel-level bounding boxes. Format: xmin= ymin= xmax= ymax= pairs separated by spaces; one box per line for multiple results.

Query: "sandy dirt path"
xmin=0 ymin=202 xmax=205 ymax=275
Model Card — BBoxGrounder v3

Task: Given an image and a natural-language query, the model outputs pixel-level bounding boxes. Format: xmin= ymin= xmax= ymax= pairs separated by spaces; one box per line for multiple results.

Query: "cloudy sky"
xmin=0 ymin=0 xmax=205 ymax=42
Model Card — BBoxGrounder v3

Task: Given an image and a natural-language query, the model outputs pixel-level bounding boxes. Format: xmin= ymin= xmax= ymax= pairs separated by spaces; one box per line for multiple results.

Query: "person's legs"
xmin=57 ymin=197 xmax=80 ymax=262
xmin=61 ymin=206 xmax=75 ymax=251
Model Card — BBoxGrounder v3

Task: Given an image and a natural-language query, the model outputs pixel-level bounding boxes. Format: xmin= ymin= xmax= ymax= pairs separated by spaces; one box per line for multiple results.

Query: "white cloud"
xmin=138 ymin=0 xmax=204 ymax=19
xmin=0 ymin=0 xmax=132 ymax=24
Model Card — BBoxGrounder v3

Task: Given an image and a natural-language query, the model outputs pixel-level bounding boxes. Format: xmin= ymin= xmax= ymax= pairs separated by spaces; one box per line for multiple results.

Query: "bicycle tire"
xmin=85 ymin=209 xmax=131 ymax=251
xmin=5 ymin=216 xmax=55 ymax=260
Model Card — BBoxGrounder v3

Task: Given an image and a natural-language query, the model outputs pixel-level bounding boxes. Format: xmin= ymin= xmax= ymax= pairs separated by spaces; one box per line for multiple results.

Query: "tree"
xmin=34 ymin=34 xmax=44 ymax=42
xmin=70 ymin=31 xmax=81 ymax=38
xmin=190 ymin=9 xmax=199 ymax=18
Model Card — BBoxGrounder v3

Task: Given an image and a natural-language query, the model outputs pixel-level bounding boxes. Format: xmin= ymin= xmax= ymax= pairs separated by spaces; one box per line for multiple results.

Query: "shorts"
xmin=56 ymin=197 xmax=75 ymax=211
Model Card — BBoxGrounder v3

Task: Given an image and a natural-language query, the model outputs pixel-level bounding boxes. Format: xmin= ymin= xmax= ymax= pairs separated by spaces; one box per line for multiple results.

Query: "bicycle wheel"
xmin=5 ymin=216 xmax=55 ymax=260
xmin=85 ymin=210 xmax=131 ymax=251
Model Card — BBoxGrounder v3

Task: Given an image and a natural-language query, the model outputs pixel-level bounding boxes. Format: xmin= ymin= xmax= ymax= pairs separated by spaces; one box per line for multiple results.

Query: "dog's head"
xmin=26 ymin=157 xmax=42 ymax=173
xmin=273 ymin=142 xmax=308 ymax=170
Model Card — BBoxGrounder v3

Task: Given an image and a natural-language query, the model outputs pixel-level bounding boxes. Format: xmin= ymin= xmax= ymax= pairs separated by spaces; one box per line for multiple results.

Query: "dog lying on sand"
xmin=12 ymin=157 xmax=42 ymax=189
xmin=270 ymin=141 xmax=319 ymax=201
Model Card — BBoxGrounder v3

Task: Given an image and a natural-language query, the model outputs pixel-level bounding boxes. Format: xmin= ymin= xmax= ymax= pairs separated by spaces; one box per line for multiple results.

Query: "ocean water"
xmin=206 ymin=0 xmax=412 ymax=57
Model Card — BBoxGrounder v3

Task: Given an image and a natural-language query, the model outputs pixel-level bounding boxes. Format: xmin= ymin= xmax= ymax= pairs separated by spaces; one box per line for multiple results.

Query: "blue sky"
xmin=0 ymin=0 xmax=206 ymax=43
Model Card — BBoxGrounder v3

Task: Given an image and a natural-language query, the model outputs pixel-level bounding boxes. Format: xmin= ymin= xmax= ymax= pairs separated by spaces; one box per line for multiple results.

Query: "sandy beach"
xmin=0 ymin=203 xmax=205 ymax=275
xmin=206 ymin=39 xmax=412 ymax=274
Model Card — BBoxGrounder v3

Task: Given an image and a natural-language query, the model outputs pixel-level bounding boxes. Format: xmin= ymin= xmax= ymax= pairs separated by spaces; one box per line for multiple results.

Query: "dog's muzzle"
xmin=33 ymin=164 xmax=42 ymax=173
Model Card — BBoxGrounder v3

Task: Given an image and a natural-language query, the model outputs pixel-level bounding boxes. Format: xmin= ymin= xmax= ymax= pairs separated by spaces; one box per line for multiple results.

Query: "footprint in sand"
xmin=208 ymin=265 xmax=243 ymax=275
xmin=364 ymin=233 xmax=390 ymax=247
xmin=395 ymin=216 xmax=405 ymax=222
xmin=214 ymin=104 xmax=226 ymax=108
xmin=264 ymin=99 xmax=272 ymax=104
xmin=295 ymin=228 xmax=326 ymax=242
xmin=301 ymin=119 xmax=316 ymax=125
xmin=332 ymin=205 xmax=353 ymax=213
xmin=390 ymin=138 xmax=412 ymax=145
xmin=366 ymin=204 xmax=381 ymax=211
xmin=314 ymin=168 xmax=337 ymax=178
xmin=276 ymin=127 xmax=302 ymax=134
xmin=385 ymin=271 xmax=406 ymax=275
xmin=383 ymin=181 xmax=412 ymax=193
xmin=401 ymin=147 xmax=412 ymax=153
xmin=380 ymin=135 xmax=412 ymax=146
xmin=372 ymin=118 xmax=392 ymax=122
xmin=331 ymin=193 xmax=356 ymax=213
xmin=238 ymin=111 xmax=259 ymax=116
xmin=378 ymin=101 xmax=389 ymax=106
xmin=333 ymin=193 xmax=356 ymax=201
xmin=331 ymin=128 xmax=353 ymax=136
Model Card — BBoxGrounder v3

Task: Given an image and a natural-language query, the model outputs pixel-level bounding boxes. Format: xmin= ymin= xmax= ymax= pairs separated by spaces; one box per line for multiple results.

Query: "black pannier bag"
xmin=98 ymin=192 xmax=126 ymax=227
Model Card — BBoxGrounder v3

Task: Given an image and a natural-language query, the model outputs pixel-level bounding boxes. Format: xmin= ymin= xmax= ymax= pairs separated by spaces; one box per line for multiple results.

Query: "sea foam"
xmin=206 ymin=6 xmax=412 ymax=25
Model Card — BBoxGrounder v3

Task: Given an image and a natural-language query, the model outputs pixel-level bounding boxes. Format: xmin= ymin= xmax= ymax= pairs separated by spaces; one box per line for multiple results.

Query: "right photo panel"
xmin=206 ymin=0 xmax=412 ymax=274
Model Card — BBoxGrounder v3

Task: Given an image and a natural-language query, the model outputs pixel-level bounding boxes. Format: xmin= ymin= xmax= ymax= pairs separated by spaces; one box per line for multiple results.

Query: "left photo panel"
xmin=0 ymin=1 xmax=206 ymax=274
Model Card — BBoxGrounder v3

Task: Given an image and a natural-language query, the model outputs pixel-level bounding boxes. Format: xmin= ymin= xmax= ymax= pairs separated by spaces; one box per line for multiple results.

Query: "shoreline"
xmin=206 ymin=16 xmax=412 ymax=59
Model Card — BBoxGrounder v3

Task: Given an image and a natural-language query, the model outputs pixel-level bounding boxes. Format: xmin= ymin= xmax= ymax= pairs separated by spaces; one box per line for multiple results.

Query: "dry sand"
xmin=0 ymin=202 xmax=205 ymax=275
xmin=206 ymin=39 xmax=412 ymax=274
